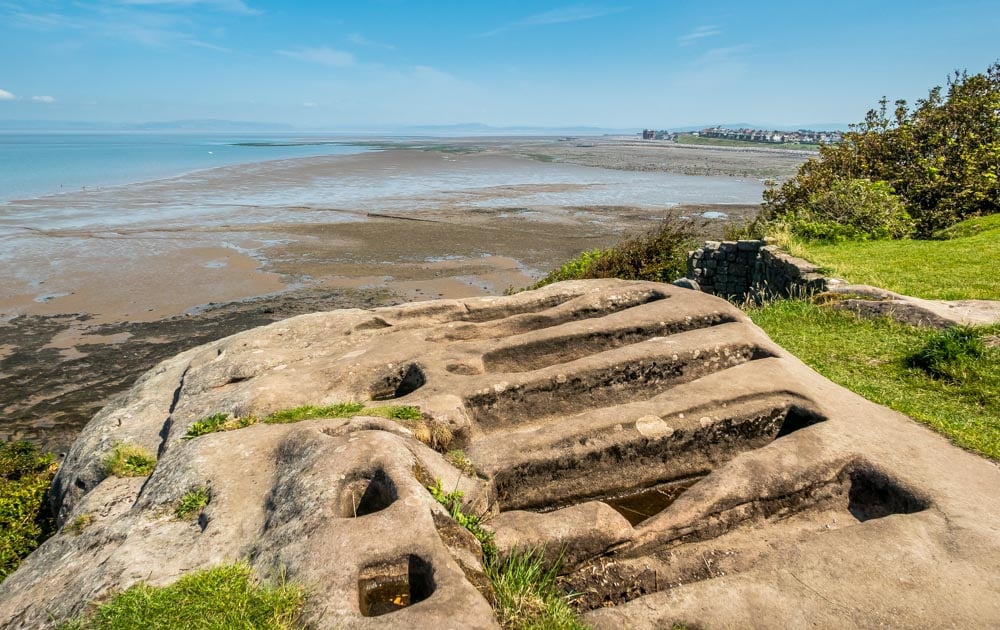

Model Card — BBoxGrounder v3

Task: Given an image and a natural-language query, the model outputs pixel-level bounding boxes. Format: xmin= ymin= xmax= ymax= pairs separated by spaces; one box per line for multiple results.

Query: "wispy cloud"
xmin=31 ymin=95 xmax=55 ymax=102
xmin=678 ymin=25 xmax=722 ymax=45
xmin=113 ymin=0 xmax=259 ymax=15
xmin=695 ymin=44 xmax=754 ymax=66
xmin=347 ymin=33 xmax=394 ymax=50
xmin=481 ymin=5 xmax=628 ymax=37
xmin=0 ymin=89 xmax=15 ymax=100
xmin=1 ymin=1 xmax=238 ymax=50
xmin=278 ymin=46 xmax=355 ymax=67
xmin=302 ymin=101 xmax=318 ymax=107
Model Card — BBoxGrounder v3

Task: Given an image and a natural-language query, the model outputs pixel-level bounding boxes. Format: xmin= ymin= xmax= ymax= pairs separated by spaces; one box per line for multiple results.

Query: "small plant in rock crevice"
xmin=102 ymin=442 xmax=156 ymax=478
xmin=428 ymin=479 xmax=496 ymax=563
xmin=427 ymin=479 xmax=585 ymax=629
xmin=175 ymin=486 xmax=211 ymax=520
xmin=65 ymin=514 xmax=93 ymax=535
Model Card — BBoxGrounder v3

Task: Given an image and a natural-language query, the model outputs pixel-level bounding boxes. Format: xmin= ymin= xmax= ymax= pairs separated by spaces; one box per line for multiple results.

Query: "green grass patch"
xmin=101 ymin=443 xmax=156 ymax=478
xmin=175 ymin=487 xmax=211 ymax=520
xmin=785 ymin=215 xmax=1000 ymax=300
xmin=263 ymin=402 xmax=366 ymax=424
xmin=183 ymin=403 xmax=451 ymax=450
xmin=60 ymin=562 xmax=303 ymax=629
xmin=931 ymin=212 xmax=1000 ymax=240
xmin=427 ymin=480 xmax=585 ymax=629
xmin=487 ymin=550 xmax=585 ymax=630
xmin=184 ymin=403 xmax=421 ymax=438
xmin=749 ymin=300 xmax=1000 ymax=460
xmin=1 ymin=441 xmax=58 ymax=582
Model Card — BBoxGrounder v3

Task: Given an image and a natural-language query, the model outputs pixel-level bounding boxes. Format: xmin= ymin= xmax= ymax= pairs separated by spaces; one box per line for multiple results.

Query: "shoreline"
xmin=1 ymin=137 xmax=807 ymax=452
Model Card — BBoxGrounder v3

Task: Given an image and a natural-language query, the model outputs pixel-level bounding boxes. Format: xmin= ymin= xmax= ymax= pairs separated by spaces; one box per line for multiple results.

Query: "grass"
xmin=785 ymin=214 xmax=1000 ymax=300
xmin=445 ymin=449 xmax=476 ymax=476
xmin=101 ymin=443 xmax=156 ymax=478
xmin=427 ymin=480 xmax=585 ymax=629
xmin=748 ymin=300 xmax=1000 ymax=460
xmin=1 ymin=441 xmax=58 ymax=582
xmin=60 ymin=562 xmax=303 ymax=630
xmin=175 ymin=487 xmax=211 ymax=520
xmin=66 ymin=514 xmax=94 ymax=535
xmin=486 ymin=550 xmax=586 ymax=630
xmin=185 ymin=403 xmax=453 ymax=452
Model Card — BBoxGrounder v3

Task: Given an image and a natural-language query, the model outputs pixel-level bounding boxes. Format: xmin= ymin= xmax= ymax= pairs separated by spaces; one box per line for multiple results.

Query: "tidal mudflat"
xmin=0 ymin=137 xmax=807 ymax=450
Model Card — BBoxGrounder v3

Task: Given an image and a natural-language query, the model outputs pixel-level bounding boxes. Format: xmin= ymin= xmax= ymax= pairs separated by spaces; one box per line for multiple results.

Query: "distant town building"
xmin=642 ymin=129 xmax=655 ymax=140
xmin=696 ymin=126 xmax=843 ymax=145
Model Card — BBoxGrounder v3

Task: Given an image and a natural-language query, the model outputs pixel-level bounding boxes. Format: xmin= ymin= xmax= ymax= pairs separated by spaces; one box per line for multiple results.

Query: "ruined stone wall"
xmin=685 ymin=239 xmax=831 ymax=300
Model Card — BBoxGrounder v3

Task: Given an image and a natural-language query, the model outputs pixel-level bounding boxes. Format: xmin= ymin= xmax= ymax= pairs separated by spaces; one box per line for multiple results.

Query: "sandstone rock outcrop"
xmin=2 ymin=280 xmax=999 ymax=628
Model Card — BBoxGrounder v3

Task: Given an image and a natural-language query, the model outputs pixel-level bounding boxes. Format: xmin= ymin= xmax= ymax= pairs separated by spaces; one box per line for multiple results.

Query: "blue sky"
xmin=1 ymin=0 xmax=998 ymax=128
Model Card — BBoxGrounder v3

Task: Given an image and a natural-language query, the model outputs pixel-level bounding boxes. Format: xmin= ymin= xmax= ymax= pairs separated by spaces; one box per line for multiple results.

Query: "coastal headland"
xmin=0 ymin=137 xmax=810 ymax=451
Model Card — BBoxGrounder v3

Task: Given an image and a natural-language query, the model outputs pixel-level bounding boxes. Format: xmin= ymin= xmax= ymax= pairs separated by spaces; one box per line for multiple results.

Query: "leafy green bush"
xmin=60 ymin=562 xmax=303 ymax=629
xmin=764 ymin=63 xmax=1000 ymax=237
xmin=525 ymin=249 xmax=605 ymax=291
xmin=1 ymin=441 xmax=57 ymax=582
xmin=782 ymin=178 xmax=914 ymax=241
xmin=102 ymin=443 xmax=156 ymax=478
xmin=527 ymin=215 xmax=695 ymax=291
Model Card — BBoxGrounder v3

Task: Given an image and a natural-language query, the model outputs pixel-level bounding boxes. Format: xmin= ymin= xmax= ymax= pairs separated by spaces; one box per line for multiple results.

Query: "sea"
xmin=0 ymin=132 xmax=372 ymax=202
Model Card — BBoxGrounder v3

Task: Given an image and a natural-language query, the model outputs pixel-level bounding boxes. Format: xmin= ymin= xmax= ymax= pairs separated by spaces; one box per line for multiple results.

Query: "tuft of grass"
xmin=1 ymin=441 xmax=58 ymax=582
xmin=445 ymin=449 xmax=476 ymax=476
xmin=66 ymin=514 xmax=93 ymax=536
xmin=60 ymin=562 xmax=303 ymax=630
xmin=907 ymin=326 xmax=988 ymax=382
xmin=184 ymin=413 xmax=255 ymax=439
xmin=784 ymin=214 xmax=1000 ymax=300
xmin=487 ymin=549 xmax=585 ymax=630
xmin=427 ymin=481 xmax=585 ymax=629
xmin=175 ymin=487 xmax=211 ymax=520
xmin=749 ymin=300 xmax=1000 ymax=460
xmin=102 ymin=443 xmax=156 ymax=478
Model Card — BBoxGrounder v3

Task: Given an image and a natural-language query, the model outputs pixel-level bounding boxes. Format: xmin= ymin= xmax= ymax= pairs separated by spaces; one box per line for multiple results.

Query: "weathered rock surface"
xmin=2 ymin=280 xmax=999 ymax=628
xmin=827 ymin=283 xmax=1000 ymax=328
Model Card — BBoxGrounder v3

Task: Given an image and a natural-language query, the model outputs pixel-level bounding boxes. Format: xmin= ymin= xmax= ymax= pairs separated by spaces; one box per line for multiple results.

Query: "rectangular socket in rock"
xmin=358 ymin=555 xmax=436 ymax=617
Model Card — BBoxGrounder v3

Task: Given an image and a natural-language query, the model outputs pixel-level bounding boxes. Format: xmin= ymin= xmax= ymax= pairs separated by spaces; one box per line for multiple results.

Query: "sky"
xmin=1 ymin=0 xmax=999 ymax=129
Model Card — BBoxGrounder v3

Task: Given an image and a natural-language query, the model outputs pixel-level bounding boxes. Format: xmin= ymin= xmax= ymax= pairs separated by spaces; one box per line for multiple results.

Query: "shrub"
xmin=102 ymin=443 xmax=156 ymax=478
xmin=0 ymin=441 xmax=57 ymax=582
xmin=783 ymin=178 xmax=915 ymax=242
xmin=585 ymin=214 xmax=694 ymax=282
xmin=764 ymin=63 xmax=1000 ymax=237
xmin=528 ymin=214 xmax=696 ymax=290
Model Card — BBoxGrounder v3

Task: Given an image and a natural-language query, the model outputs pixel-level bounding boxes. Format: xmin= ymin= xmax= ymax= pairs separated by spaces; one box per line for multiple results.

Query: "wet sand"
xmin=0 ymin=139 xmax=804 ymax=451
